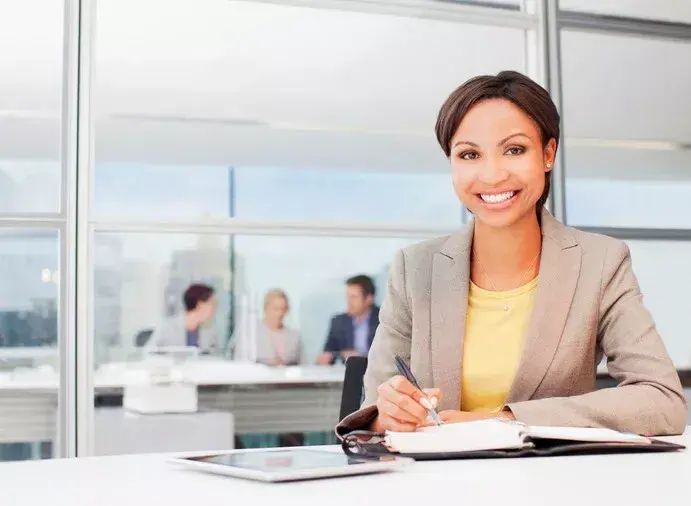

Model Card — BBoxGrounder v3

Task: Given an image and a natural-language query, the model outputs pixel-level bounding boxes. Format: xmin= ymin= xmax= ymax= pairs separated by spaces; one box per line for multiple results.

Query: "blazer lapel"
xmin=505 ymin=211 xmax=581 ymax=403
xmin=431 ymin=223 xmax=473 ymax=411
xmin=368 ymin=307 xmax=379 ymax=346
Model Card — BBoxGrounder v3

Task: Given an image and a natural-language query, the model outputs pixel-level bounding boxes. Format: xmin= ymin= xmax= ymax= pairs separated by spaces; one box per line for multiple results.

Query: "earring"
xmin=546 ymin=162 xmax=552 ymax=168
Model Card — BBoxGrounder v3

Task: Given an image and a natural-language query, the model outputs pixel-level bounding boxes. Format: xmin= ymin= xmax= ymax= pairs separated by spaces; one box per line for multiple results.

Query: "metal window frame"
xmin=1 ymin=0 xmax=689 ymax=463
xmin=74 ymin=0 xmax=539 ymax=458
xmin=539 ymin=0 xmax=567 ymax=222
xmin=0 ymin=219 xmax=65 ymax=229
xmin=58 ymin=0 xmax=81 ymax=459
xmin=90 ymin=219 xmax=456 ymax=238
xmin=558 ymin=9 xmax=691 ymax=42
xmin=579 ymin=227 xmax=691 ymax=242
xmin=73 ymin=0 xmax=96 ymax=458
xmin=65 ymin=0 xmax=691 ymax=459
xmin=0 ymin=214 xmax=66 ymax=224
xmin=0 ymin=0 xmax=79 ymax=458
xmin=250 ymin=0 xmax=537 ymax=28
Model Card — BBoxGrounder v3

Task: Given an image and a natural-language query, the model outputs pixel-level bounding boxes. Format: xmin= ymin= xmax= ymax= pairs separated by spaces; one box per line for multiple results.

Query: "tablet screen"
xmin=186 ymin=449 xmax=370 ymax=473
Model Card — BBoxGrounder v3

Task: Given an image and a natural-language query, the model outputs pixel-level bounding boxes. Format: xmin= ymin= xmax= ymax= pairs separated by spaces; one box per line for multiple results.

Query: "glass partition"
xmin=87 ymin=0 xmax=533 ymax=454
xmin=562 ymin=30 xmax=691 ymax=228
xmin=0 ymin=0 xmax=65 ymax=462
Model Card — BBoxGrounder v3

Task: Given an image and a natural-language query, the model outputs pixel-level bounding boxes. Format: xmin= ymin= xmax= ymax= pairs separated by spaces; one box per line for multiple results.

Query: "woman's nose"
xmin=477 ymin=156 xmax=508 ymax=185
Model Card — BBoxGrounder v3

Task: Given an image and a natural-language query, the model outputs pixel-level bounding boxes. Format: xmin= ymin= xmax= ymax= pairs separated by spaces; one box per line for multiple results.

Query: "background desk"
xmin=0 ymin=430 xmax=689 ymax=505
xmin=0 ymin=362 xmax=345 ymax=450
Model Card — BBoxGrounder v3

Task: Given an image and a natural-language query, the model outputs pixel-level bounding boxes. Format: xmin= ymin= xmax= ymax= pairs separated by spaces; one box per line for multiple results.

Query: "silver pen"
xmin=394 ymin=355 xmax=443 ymax=426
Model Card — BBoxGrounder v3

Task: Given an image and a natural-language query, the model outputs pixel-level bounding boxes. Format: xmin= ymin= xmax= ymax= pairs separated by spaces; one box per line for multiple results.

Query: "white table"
xmin=0 ymin=362 xmax=345 ymax=447
xmin=0 ymin=431 xmax=689 ymax=505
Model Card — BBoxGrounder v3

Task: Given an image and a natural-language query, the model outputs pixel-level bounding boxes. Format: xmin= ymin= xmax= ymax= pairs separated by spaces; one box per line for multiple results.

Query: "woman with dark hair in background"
xmin=150 ymin=283 xmax=219 ymax=354
xmin=338 ymin=71 xmax=686 ymax=437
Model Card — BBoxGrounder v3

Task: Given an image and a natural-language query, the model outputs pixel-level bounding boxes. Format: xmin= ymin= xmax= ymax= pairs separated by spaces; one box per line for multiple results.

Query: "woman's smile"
xmin=477 ymin=189 xmax=521 ymax=209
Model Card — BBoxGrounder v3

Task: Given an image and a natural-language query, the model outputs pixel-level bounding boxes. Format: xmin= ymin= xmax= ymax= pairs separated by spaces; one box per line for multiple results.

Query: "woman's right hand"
xmin=371 ymin=375 xmax=442 ymax=433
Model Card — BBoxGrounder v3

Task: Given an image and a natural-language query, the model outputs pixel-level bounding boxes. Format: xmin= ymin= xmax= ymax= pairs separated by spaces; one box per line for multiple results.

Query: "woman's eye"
xmin=459 ymin=151 xmax=479 ymax=160
xmin=505 ymin=146 xmax=525 ymax=156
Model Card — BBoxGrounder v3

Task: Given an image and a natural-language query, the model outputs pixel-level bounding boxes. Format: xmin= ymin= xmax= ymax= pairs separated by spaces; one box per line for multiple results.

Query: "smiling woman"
xmin=337 ymin=70 xmax=687 ymax=438
xmin=437 ymin=71 xmax=558 ymax=230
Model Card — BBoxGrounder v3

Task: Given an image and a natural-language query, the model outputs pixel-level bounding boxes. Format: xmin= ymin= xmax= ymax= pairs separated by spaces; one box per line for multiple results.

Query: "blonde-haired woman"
xmin=256 ymin=289 xmax=302 ymax=366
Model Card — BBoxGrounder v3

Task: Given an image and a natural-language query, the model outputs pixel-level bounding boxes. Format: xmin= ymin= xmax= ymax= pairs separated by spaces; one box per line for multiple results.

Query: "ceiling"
xmin=1 ymin=0 xmax=691 ymax=180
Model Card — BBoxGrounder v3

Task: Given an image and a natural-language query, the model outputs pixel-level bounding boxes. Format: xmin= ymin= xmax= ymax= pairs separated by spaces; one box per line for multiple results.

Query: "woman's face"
xmin=449 ymin=98 xmax=556 ymax=229
xmin=265 ymin=296 xmax=288 ymax=325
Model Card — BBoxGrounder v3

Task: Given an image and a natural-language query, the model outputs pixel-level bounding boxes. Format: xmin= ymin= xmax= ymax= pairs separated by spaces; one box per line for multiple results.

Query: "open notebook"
xmin=342 ymin=420 xmax=684 ymax=460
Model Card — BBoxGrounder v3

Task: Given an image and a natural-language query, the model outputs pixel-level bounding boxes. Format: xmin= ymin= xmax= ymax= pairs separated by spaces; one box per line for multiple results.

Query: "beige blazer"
xmin=234 ymin=322 xmax=303 ymax=366
xmin=339 ymin=210 xmax=687 ymax=437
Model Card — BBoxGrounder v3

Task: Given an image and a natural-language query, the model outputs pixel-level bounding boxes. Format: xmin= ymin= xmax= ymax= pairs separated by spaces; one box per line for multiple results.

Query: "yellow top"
xmin=461 ymin=276 xmax=538 ymax=412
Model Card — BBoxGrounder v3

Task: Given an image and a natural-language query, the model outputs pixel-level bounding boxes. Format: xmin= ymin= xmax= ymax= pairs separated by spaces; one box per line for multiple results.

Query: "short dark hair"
xmin=435 ymin=70 xmax=560 ymax=213
xmin=346 ymin=275 xmax=375 ymax=298
xmin=183 ymin=283 xmax=215 ymax=311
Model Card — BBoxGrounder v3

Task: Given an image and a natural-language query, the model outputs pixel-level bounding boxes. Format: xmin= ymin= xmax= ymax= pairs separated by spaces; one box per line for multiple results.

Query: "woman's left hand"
xmin=431 ymin=409 xmax=515 ymax=425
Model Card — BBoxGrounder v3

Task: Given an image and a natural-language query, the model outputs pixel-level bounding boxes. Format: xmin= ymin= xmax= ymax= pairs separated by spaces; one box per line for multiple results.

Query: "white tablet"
xmin=169 ymin=448 xmax=413 ymax=482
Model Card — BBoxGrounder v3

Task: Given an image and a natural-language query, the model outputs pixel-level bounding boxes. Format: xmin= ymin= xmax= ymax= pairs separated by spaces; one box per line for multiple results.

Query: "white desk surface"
xmin=1 ymin=430 xmax=689 ymax=506
xmin=2 ymin=357 xmax=689 ymax=391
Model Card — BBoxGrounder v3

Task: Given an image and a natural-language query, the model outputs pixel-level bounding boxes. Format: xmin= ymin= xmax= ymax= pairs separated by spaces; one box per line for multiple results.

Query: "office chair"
xmin=339 ymin=356 xmax=368 ymax=420
xmin=134 ymin=329 xmax=154 ymax=347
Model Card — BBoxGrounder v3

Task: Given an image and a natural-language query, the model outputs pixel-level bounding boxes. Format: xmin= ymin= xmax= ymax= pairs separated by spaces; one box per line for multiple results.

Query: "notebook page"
xmin=385 ymin=419 xmax=529 ymax=454
xmin=525 ymin=426 xmax=651 ymax=444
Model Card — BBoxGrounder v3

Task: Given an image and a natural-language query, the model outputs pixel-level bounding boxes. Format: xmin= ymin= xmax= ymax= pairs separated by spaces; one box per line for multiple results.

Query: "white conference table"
xmin=0 ymin=360 xmax=347 ymax=391
xmin=0 ymin=430 xmax=689 ymax=506
xmin=0 ymin=361 xmax=346 ymax=446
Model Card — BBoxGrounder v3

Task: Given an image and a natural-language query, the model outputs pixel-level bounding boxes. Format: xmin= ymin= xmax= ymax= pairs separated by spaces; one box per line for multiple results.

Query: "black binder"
xmin=341 ymin=430 xmax=685 ymax=461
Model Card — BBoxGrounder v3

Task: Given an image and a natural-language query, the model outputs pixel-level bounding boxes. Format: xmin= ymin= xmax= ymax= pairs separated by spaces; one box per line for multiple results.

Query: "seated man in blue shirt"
xmin=316 ymin=275 xmax=380 ymax=365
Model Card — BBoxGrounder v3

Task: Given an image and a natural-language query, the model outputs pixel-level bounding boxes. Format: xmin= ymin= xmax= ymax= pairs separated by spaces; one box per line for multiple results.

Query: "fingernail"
xmin=419 ymin=398 xmax=433 ymax=409
xmin=430 ymin=397 xmax=438 ymax=408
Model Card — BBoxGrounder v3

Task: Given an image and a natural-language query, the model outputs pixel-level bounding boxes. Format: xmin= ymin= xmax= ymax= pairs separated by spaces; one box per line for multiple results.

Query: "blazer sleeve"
xmin=323 ymin=316 xmax=341 ymax=353
xmin=507 ymin=242 xmax=688 ymax=436
xmin=337 ymin=249 xmax=412 ymax=436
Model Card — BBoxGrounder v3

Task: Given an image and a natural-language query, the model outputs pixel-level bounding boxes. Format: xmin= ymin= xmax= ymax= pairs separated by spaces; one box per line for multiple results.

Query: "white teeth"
xmin=480 ymin=191 xmax=516 ymax=204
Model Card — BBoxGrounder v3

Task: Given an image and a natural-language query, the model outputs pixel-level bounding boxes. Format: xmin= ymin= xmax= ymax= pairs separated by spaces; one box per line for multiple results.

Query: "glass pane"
xmin=93 ymin=0 xmax=527 ymax=225
xmin=559 ymin=0 xmax=691 ymax=24
xmin=231 ymin=167 xmax=459 ymax=226
xmin=94 ymin=164 xmax=233 ymax=220
xmin=0 ymin=229 xmax=59 ymax=462
xmin=93 ymin=233 xmax=232 ymax=366
xmin=92 ymin=232 xmax=429 ymax=363
xmin=233 ymin=235 xmax=428 ymax=360
xmin=626 ymin=240 xmax=691 ymax=368
xmin=92 ymin=231 xmax=429 ymax=454
xmin=0 ymin=1 xmax=62 ymax=214
xmin=561 ymin=31 xmax=691 ymax=228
